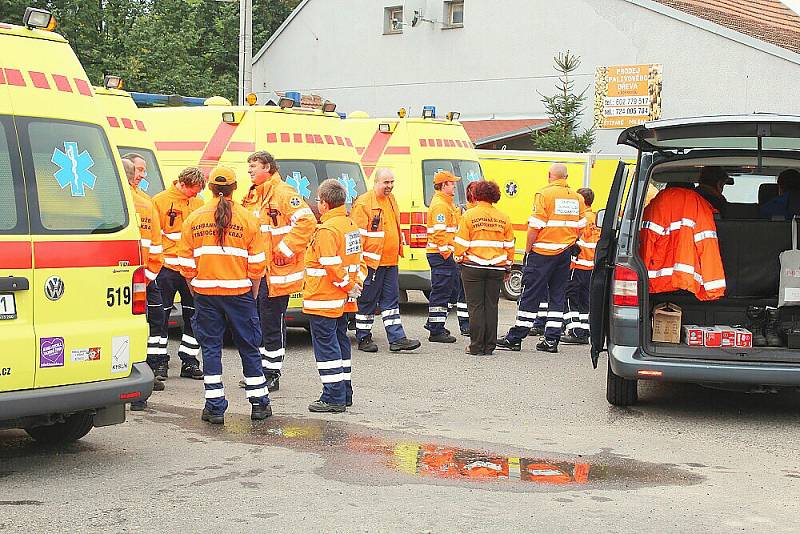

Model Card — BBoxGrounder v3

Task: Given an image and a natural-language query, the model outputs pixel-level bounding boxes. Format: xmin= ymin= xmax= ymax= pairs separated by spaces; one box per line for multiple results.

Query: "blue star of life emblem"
xmin=505 ymin=181 xmax=518 ymax=197
xmin=465 ymin=170 xmax=481 ymax=183
xmin=287 ymin=171 xmax=311 ymax=198
xmin=139 ymin=178 xmax=150 ymax=192
xmin=337 ymin=173 xmax=359 ymax=203
xmin=51 ymin=141 xmax=97 ymax=197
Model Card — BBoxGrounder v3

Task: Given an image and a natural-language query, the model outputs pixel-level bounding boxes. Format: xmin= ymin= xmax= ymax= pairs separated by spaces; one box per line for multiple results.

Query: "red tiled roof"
xmin=461 ymin=119 xmax=550 ymax=143
xmin=653 ymin=0 xmax=800 ymax=53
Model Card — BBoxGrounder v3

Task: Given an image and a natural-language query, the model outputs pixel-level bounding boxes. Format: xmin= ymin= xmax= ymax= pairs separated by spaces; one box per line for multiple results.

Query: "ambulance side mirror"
xmin=596 ymin=209 xmax=606 ymax=228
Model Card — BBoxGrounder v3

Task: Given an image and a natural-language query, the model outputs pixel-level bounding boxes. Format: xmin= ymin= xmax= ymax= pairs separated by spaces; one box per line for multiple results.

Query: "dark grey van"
xmin=591 ymin=115 xmax=800 ymax=405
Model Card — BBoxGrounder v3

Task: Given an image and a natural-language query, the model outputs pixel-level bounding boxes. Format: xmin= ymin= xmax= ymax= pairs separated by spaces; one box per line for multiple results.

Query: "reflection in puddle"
xmin=147 ymin=404 xmax=702 ymax=492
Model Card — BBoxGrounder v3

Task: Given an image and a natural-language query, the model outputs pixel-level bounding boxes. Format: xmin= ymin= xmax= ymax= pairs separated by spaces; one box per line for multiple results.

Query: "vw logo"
xmin=44 ymin=276 xmax=65 ymax=301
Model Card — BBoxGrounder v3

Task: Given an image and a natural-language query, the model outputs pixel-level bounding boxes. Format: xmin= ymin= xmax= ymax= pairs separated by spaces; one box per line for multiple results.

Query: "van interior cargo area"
xmin=641 ymin=159 xmax=800 ymax=363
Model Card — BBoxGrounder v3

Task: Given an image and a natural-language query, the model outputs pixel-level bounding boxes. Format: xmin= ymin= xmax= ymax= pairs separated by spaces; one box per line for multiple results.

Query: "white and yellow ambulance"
xmin=0 ymin=8 xmax=152 ymax=442
xmin=345 ymin=110 xmax=482 ymax=298
xmin=141 ymin=97 xmax=368 ymax=327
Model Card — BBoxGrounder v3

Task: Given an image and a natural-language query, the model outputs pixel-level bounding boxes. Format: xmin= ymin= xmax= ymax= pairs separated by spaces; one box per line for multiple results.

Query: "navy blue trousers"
xmin=506 ymin=250 xmax=571 ymax=343
xmin=146 ymin=281 xmax=167 ymax=368
xmin=564 ymin=268 xmax=592 ymax=337
xmin=193 ymin=292 xmax=269 ymax=415
xmin=355 ymin=265 xmax=407 ymax=343
xmin=450 ymin=266 xmax=470 ymax=334
xmin=425 ymin=253 xmax=462 ymax=335
xmin=157 ymin=267 xmax=200 ymax=365
xmin=309 ymin=314 xmax=352 ymax=405
xmin=257 ymin=278 xmax=289 ymax=376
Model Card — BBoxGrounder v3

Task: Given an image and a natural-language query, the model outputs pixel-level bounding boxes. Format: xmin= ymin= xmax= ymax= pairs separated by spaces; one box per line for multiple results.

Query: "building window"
xmin=384 ymin=6 xmax=403 ymax=34
xmin=444 ymin=1 xmax=464 ymax=28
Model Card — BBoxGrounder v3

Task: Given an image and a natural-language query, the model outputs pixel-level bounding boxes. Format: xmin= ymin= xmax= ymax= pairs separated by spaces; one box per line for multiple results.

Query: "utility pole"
xmin=238 ymin=0 xmax=253 ymax=105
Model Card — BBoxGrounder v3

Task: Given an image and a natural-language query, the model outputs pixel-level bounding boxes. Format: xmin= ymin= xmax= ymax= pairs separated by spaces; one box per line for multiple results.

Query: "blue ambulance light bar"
xmin=422 ymin=105 xmax=436 ymax=119
xmin=130 ymin=92 xmax=208 ymax=108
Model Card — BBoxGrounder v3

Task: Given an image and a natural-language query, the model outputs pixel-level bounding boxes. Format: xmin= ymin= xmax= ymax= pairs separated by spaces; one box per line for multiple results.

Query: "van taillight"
xmin=132 ymin=267 xmax=147 ymax=315
xmin=612 ymin=264 xmax=639 ymax=307
xmin=409 ymin=212 xmax=427 ymax=248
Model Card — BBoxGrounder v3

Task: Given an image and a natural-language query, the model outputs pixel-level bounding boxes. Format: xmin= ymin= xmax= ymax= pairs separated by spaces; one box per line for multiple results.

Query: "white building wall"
xmin=252 ymin=0 xmax=800 ymax=153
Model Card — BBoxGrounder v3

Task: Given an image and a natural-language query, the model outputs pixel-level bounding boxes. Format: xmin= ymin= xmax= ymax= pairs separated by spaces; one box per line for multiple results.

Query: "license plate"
xmin=0 ymin=293 xmax=17 ymax=320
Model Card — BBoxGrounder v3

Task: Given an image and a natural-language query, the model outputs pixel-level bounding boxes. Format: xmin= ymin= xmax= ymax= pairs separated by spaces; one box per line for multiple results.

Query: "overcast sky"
xmin=783 ymin=0 xmax=800 ymax=15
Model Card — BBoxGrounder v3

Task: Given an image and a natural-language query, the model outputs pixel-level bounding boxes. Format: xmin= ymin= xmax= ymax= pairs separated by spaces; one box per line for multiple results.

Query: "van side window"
xmin=0 ymin=116 xmax=27 ymax=234
xmin=19 ymin=119 xmax=127 ymax=234
xmin=117 ymin=147 xmax=165 ymax=196
xmin=422 ymin=159 xmax=483 ymax=206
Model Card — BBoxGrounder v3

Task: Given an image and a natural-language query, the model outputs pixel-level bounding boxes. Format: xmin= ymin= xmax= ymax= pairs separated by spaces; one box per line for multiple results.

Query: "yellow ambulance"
xmin=141 ymin=99 xmax=368 ymax=327
xmin=478 ymin=149 xmax=635 ymax=299
xmin=346 ymin=111 xmax=482 ymax=298
xmin=0 ymin=8 xmax=152 ymax=442
xmin=94 ymin=83 xmax=168 ymax=196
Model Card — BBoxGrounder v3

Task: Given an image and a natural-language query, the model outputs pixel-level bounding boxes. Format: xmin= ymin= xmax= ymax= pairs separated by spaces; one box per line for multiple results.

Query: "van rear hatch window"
xmin=19 ymin=119 xmax=127 ymax=234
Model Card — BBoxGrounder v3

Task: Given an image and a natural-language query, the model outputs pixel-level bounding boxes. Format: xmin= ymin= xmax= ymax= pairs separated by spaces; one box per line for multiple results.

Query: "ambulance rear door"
xmin=0 ymin=98 xmax=36 ymax=392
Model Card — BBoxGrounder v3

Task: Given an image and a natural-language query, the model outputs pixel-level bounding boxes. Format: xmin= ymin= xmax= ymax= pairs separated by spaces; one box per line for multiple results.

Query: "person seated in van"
xmin=694 ymin=166 xmax=731 ymax=216
xmin=759 ymin=169 xmax=800 ymax=220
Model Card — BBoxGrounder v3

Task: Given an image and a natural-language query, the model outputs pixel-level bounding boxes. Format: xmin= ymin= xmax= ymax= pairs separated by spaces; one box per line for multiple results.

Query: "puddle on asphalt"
xmin=148 ymin=404 xmax=702 ymax=492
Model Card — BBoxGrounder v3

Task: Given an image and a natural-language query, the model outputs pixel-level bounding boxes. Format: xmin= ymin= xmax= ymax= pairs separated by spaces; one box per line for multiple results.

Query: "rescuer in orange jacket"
xmin=242 ymin=151 xmax=316 ymax=391
xmin=424 ymin=171 xmax=469 ymax=342
xmin=498 ymin=163 xmax=586 ymax=353
xmin=122 ymin=151 xmax=153 ymax=199
xmin=303 ymin=179 xmax=366 ymax=412
xmin=561 ymin=188 xmax=600 ymax=345
xmin=152 ymin=167 xmax=206 ymax=380
xmin=454 ymin=181 xmax=515 ymax=355
xmin=176 ymin=166 xmax=270 ymax=424
xmin=640 ymin=184 xmax=726 ymax=300
xmin=350 ymin=168 xmax=420 ymax=353
xmin=122 ymin=158 xmax=165 ymax=409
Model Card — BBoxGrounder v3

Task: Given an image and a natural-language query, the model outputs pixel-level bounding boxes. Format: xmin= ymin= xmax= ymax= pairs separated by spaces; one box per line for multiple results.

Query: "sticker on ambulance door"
xmin=287 ymin=172 xmax=311 ymax=198
xmin=554 ymin=198 xmax=580 ymax=216
xmin=111 ymin=335 xmax=130 ymax=374
xmin=337 ymin=174 xmax=358 ymax=203
xmin=345 ymin=230 xmax=362 ymax=255
xmin=51 ymin=141 xmax=97 ymax=197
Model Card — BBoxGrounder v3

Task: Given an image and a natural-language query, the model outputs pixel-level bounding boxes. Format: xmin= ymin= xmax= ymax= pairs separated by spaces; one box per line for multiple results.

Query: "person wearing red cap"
xmin=425 ymin=170 xmax=466 ymax=343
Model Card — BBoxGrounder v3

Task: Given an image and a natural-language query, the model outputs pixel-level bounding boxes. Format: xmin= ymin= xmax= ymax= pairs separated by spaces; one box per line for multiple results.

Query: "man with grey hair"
xmin=498 ymin=163 xmax=587 ymax=353
xmin=303 ymin=179 xmax=364 ymax=412
xmin=350 ymin=168 xmax=420 ymax=352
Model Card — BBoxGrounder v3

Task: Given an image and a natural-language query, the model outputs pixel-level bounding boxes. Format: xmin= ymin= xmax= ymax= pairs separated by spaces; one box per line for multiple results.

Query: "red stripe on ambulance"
xmin=155 ymin=141 xmax=207 ymax=151
xmin=0 ymin=242 xmax=32 ymax=269
xmin=34 ymin=240 xmax=140 ymax=269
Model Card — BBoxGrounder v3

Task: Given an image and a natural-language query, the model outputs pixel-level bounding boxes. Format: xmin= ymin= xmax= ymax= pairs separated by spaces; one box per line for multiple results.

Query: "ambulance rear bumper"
xmin=399 ymin=270 xmax=431 ymax=291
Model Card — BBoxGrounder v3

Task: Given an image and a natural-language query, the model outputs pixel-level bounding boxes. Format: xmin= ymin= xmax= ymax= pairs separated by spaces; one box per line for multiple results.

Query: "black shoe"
xmin=152 ymin=379 xmax=165 ymax=392
xmin=495 ymin=337 xmax=521 ymax=351
xmin=308 ymin=400 xmax=346 ymax=413
xmin=460 ymin=330 xmax=470 ymax=337
xmin=429 ymin=332 xmax=457 ymax=343
xmin=464 ymin=347 xmax=481 ymax=355
xmin=560 ymin=333 xmax=589 ymax=345
xmin=201 ymin=408 xmax=224 ymax=424
xmin=180 ymin=363 xmax=203 ymax=380
xmin=251 ymin=403 xmax=273 ymax=420
xmin=265 ymin=373 xmax=280 ymax=392
xmin=389 ymin=337 xmax=421 ymax=352
xmin=358 ymin=337 xmax=378 ymax=353
xmin=765 ymin=307 xmax=783 ymax=347
xmin=130 ymin=400 xmax=147 ymax=411
xmin=531 ymin=326 xmax=545 ymax=336
xmin=154 ymin=364 xmax=168 ymax=381
xmin=746 ymin=306 xmax=768 ymax=347
xmin=346 ymin=399 xmax=353 ymax=407
xmin=536 ymin=338 xmax=559 ymax=353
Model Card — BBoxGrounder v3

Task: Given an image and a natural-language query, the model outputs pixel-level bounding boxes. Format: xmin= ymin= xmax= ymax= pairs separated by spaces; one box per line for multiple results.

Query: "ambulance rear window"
xmin=0 ymin=116 xmax=27 ymax=234
xmin=20 ymin=119 xmax=128 ymax=234
xmin=422 ymin=159 xmax=484 ymax=206
xmin=278 ymin=160 xmax=367 ymax=205
xmin=118 ymin=147 xmax=165 ymax=196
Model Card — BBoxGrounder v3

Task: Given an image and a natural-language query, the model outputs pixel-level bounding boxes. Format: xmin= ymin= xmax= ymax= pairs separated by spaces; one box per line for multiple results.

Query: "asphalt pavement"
xmin=2 ymin=293 xmax=799 ymax=533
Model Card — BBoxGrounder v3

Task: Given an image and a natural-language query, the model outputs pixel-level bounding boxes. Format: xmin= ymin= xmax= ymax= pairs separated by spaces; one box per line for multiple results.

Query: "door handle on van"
xmin=0 ymin=276 xmax=29 ymax=292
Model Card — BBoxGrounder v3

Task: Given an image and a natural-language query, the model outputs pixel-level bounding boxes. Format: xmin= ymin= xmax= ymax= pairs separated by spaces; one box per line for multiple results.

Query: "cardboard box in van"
xmin=652 ymin=303 xmax=681 ymax=343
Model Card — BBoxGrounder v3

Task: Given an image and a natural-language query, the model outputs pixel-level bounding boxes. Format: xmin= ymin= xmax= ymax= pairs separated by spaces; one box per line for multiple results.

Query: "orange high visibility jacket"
xmin=152 ymin=183 xmax=204 ymax=271
xmin=639 ymin=186 xmax=726 ymax=301
xmin=528 ymin=179 xmax=587 ymax=255
xmin=176 ymin=198 xmax=267 ymax=296
xmin=571 ymin=209 xmax=600 ymax=271
xmin=426 ymin=191 xmax=460 ymax=258
xmin=350 ymin=190 xmax=404 ymax=269
xmin=132 ymin=185 xmax=150 ymax=200
xmin=302 ymin=205 xmax=366 ymax=318
xmin=453 ymin=201 xmax=515 ymax=269
xmin=132 ymin=191 xmax=163 ymax=283
xmin=242 ymin=172 xmax=316 ymax=297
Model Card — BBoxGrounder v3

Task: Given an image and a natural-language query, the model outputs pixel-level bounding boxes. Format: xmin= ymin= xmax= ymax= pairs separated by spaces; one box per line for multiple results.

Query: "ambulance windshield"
xmin=422 ymin=159 xmax=483 ymax=207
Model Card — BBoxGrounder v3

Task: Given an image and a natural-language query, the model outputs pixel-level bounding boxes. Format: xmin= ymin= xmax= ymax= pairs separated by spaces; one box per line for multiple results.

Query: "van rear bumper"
xmin=399 ymin=270 xmax=431 ymax=291
xmin=0 ymin=362 xmax=154 ymax=421
xmin=610 ymin=344 xmax=800 ymax=386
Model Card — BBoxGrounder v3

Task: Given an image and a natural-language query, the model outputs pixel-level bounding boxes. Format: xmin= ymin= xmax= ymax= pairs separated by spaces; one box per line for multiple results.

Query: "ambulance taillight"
xmin=132 ymin=267 xmax=147 ymax=315
xmin=410 ymin=213 xmax=427 ymax=248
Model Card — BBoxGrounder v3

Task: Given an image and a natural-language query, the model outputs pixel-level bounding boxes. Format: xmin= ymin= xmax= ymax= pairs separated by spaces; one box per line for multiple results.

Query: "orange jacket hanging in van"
xmin=639 ymin=187 xmax=726 ymax=301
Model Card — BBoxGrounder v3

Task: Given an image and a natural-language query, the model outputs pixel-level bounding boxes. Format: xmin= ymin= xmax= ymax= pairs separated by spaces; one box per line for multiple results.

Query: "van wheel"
xmin=606 ymin=362 xmax=638 ymax=406
xmin=501 ymin=267 xmax=523 ymax=301
xmin=25 ymin=412 xmax=94 ymax=444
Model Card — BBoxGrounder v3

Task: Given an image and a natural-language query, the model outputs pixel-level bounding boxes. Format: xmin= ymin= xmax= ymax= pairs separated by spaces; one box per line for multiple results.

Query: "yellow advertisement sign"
xmin=594 ymin=64 xmax=663 ymax=129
